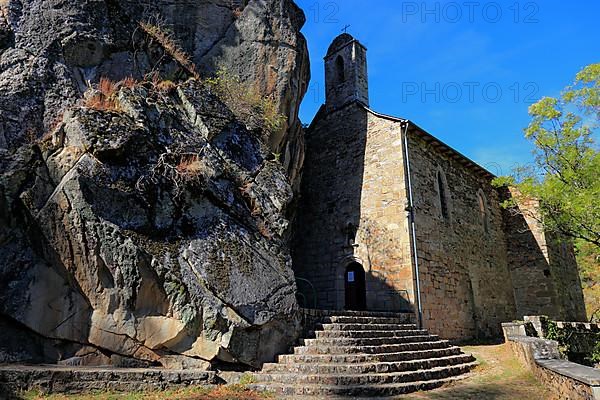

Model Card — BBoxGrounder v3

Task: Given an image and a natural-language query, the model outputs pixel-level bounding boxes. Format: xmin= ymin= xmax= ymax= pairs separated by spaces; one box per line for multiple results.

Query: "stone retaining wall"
xmin=507 ymin=337 xmax=600 ymax=400
xmin=503 ymin=320 xmax=600 ymax=400
xmin=0 ymin=365 xmax=219 ymax=397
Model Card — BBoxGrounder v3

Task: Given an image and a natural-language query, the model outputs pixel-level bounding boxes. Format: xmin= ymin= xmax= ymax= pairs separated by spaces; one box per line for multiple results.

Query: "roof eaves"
xmin=361 ymin=105 xmax=496 ymax=179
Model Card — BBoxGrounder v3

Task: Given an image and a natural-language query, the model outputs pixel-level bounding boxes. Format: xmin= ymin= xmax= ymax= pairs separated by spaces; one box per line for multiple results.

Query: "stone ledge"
xmin=0 ymin=364 xmax=220 ymax=395
xmin=505 ymin=334 xmax=600 ymax=400
xmin=555 ymin=322 xmax=600 ymax=332
xmin=300 ymin=308 xmax=415 ymax=318
xmin=501 ymin=322 xmax=528 ymax=339
xmin=537 ymin=359 xmax=600 ymax=386
xmin=505 ymin=335 xmax=563 ymax=360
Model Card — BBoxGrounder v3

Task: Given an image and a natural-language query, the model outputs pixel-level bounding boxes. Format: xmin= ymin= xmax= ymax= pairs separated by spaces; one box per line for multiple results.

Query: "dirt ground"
xmin=403 ymin=344 xmax=552 ymax=400
xmin=18 ymin=385 xmax=269 ymax=400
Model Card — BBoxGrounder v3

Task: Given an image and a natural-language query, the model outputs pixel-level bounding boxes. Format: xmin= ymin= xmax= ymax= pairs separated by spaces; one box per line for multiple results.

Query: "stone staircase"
xmin=249 ymin=310 xmax=477 ymax=398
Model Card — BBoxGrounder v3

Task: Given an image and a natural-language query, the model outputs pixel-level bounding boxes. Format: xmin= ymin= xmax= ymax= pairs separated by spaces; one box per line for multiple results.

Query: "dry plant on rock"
xmin=40 ymin=111 xmax=66 ymax=143
xmin=206 ymin=69 xmax=286 ymax=140
xmin=84 ymin=77 xmax=122 ymax=112
xmin=139 ymin=20 xmax=200 ymax=80
xmin=118 ymin=76 xmax=137 ymax=89
xmin=148 ymin=72 xmax=177 ymax=94
xmin=176 ymin=154 xmax=204 ymax=180
xmin=137 ymin=152 xmax=210 ymax=198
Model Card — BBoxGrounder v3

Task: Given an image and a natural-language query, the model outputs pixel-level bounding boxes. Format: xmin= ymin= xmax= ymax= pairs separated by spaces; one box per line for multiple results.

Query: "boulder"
xmin=0 ymin=79 xmax=300 ymax=369
xmin=0 ymin=0 xmax=309 ymax=370
xmin=0 ymin=0 xmax=309 ymax=185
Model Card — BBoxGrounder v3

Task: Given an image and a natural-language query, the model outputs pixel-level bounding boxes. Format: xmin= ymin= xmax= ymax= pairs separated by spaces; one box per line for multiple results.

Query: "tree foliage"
xmin=494 ymin=63 xmax=600 ymax=248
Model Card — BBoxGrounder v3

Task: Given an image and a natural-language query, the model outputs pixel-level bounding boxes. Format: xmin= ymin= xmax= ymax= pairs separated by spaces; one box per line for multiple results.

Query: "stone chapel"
xmin=292 ymin=33 xmax=587 ymax=339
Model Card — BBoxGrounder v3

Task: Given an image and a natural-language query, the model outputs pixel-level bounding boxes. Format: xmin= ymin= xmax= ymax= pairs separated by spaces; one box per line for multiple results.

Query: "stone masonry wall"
xmin=293 ymin=103 xmax=414 ymax=312
xmin=545 ymin=232 xmax=588 ymax=321
xmin=295 ymin=100 xmax=585 ymax=339
xmin=325 ymin=40 xmax=369 ymax=110
xmin=0 ymin=365 xmax=218 ymax=396
xmin=358 ymin=112 xmax=414 ymax=311
xmin=506 ymin=337 xmax=600 ymax=400
xmin=406 ymin=128 xmax=517 ymax=339
xmin=503 ymin=194 xmax=587 ymax=321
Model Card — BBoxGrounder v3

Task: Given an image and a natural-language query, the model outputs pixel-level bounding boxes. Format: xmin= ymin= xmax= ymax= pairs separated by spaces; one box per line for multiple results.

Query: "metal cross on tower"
xmin=342 ymin=24 xmax=351 ymax=33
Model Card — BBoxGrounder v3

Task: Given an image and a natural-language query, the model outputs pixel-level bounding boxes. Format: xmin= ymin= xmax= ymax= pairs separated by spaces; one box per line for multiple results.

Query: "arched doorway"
xmin=345 ymin=262 xmax=366 ymax=311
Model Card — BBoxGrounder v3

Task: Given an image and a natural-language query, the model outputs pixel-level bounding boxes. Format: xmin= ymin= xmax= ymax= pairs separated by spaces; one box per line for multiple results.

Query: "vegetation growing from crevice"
xmin=136 ymin=152 xmax=210 ymax=199
xmin=83 ymin=77 xmax=123 ymax=112
xmin=138 ymin=20 xmax=200 ymax=80
xmin=205 ymin=69 xmax=286 ymax=140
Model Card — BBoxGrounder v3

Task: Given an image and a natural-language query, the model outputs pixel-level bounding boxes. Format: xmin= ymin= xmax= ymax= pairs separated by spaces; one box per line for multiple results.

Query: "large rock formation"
xmin=0 ymin=0 xmax=309 ymax=369
xmin=0 ymin=0 xmax=308 ymax=183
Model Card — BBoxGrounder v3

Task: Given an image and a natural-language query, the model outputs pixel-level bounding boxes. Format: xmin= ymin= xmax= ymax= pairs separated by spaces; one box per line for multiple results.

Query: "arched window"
xmin=345 ymin=222 xmax=358 ymax=247
xmin=436 ymin=170 xmax=449 ymax=220
xmin=335 ymin=55 xmax=345 ymax=82
xmin=477 ymin=190 xmax=489 ymax=234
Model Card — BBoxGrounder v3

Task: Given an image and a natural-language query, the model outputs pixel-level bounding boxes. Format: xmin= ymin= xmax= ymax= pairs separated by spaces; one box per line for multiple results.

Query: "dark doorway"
xmin=345 ymin=262 xmax=366 ymax=310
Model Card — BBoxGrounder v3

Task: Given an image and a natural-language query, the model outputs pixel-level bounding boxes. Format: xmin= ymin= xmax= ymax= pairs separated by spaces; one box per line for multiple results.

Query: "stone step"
xmin=302 ymin=309 xmax=416 ymax=319
xmin=294 ymin=340 xmax=451 ymax=355
xmin=323 ymin=315 xmax=415 ymax=325
xmin=255 ymin=361 xmax=477 ymax=386
xmin=300 ymin=334 xmax=440 ymax=347
xmin=249 ymin=375 xmax=469 ymax=397
xmin=318 ymin=323 xmax=418 ymax=331
xmin=278 ymin=346 xmax=464 ymax=364
xmin=262 ymin=354 xmax=475 ymax=375
xmin=315 ymin=329 xmax=428 ymax=339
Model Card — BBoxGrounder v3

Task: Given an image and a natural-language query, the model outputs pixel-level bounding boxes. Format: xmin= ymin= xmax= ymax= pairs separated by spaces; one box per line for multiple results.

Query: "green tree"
xmin=494 ymin=63 xmax=600 ymax=248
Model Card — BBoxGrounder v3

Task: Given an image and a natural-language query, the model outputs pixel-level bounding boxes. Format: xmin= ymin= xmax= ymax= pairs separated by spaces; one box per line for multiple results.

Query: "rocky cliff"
xmin=0 ymin=0 xmax=309 ymax=183
xmin=0 ymin=0 xmax=309 ymax=369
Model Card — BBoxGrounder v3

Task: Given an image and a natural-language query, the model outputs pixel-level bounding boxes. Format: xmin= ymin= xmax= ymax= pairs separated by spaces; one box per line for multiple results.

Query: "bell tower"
xmin=324 ymin=33 xmax=369 ymax=110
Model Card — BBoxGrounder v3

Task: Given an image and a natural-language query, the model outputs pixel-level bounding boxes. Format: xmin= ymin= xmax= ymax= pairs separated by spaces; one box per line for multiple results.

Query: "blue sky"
xmin=295 ymin=0 xmax=599 ymax=175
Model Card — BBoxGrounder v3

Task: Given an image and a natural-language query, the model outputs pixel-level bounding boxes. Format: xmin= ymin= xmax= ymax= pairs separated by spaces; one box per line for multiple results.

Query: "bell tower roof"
xmin=326 ymin=33 xmax=356 ymax=58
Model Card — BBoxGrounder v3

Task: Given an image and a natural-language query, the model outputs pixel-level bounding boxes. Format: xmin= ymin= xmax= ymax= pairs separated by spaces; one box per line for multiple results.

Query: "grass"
xmin=176 ymin=154 xmax=203 ymax=178
xmin=404 ymin=344 xmax=552 ymax=400
xmin=83 ymin=78 xmax=122 ymax=112
xmin=20 ymin=385 xmax=271 ymax=400
xmin=205 ymin=69 xmax=286 ymax=139
xmin=138 ymin=21 xmax=200 ymax=80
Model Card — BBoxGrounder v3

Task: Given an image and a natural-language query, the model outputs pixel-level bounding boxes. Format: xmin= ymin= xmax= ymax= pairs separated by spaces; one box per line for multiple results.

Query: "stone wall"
xmin=506 ymin=336 xmax=600 ymax=400
xmin=406 ymin=127 xmax=517 ymax=339
xmin=295 ymin=99 xmax=585 ymax=341
xmin=0 ymin=365 xmax=219 ymax=396
xmin=524 ymin=317 xmax=600 ymax=366
xmin=545 ymin=233 xmax=588 ymax=321
xmin=324 ymin=35 xmax=369 ymax=110
xmin=293 ymin=103 xmax=414 ymax=312
xmin=503 ymin=194 xmax=587 ymax=321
